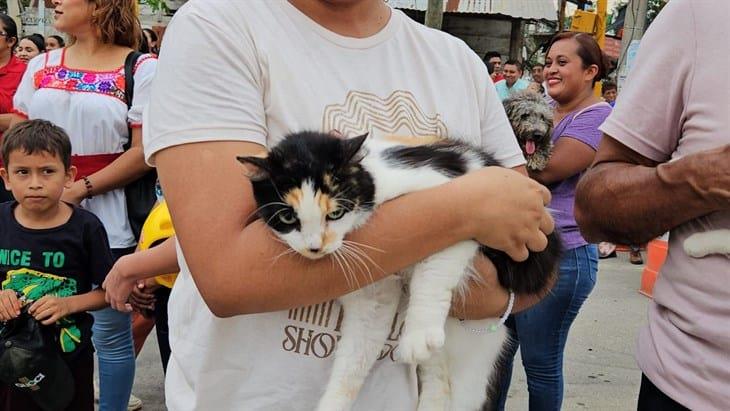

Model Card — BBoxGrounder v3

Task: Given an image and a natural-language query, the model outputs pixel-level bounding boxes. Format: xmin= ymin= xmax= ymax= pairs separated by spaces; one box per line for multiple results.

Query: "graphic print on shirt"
xmin=322 ymin=90 xmax=447 ymax=139
xmin=282 ymin=90 xmax=446 ymax=361
xmin=2 ymin=268 xmax=82 ymax=352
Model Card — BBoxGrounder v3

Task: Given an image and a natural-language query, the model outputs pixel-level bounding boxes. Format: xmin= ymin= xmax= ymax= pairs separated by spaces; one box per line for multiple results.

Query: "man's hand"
xmin=451 ymin=167 xmax=554 ymax=262
xmin=28 ymin=296 xmax=72 ymax=325
xmin=103 ymin=255 xmax=137 ymax=313
xmin=0 ymin=290 xmax=21 ymax=321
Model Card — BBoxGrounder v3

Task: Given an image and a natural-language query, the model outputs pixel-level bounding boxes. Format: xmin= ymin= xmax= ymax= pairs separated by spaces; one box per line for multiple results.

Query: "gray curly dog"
xmin=502 ymin=90 xmax=553 ymax=171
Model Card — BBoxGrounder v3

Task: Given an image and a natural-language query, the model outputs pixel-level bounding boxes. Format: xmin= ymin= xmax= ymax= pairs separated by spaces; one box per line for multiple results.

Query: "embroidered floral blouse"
xmin=12 ymin=48 xmax=157 ymax=249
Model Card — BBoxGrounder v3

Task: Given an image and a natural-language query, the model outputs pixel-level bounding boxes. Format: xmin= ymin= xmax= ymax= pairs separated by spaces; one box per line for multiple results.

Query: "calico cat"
xmin=238 ymin=132 xmax=562 ymax=411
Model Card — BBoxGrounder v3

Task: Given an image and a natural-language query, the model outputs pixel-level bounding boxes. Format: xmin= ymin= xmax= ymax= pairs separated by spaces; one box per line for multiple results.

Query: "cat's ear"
xmin=237 ymin=155 xmax=270 ymax=182
xmin=342 ymin=133 xmax=368 ymax=164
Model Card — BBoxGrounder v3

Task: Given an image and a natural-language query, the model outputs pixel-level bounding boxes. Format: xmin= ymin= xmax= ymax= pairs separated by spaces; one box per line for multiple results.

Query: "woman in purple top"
xmin=497 ymin=32 xmax=612 ymax=411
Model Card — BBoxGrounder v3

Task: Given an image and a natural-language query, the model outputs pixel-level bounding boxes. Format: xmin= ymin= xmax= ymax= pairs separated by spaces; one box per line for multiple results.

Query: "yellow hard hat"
xmin=137 ymin=201 xmax=177 ymax=288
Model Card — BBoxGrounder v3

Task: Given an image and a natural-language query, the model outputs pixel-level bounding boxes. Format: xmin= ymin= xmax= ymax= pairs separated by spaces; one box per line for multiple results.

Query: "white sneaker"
xmin=128 ymin=394 xmax=143 ymax=411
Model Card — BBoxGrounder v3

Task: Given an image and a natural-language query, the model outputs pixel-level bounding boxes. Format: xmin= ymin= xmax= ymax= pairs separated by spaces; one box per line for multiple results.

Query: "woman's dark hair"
xmin=20 ymin=33 xmax=46 ymax=53
xmin=546 ymin=32 xmax=610 ymax=85
xmin=48 ymin=35 xmax=65 ymax=48
xmin=0 ymin=13 xmax=18 ymax=48
xmin=142 ymin=28 xmax=159 ymax=54
xmin=143 ymin=28 xmax=158 ymax=44
xmin=138 ymin=29 xmax=149 ymax=53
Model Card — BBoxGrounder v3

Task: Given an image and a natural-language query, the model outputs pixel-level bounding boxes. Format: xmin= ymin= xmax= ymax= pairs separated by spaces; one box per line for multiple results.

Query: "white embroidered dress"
xmin=13 ymin=48 xmax=157 ymax=249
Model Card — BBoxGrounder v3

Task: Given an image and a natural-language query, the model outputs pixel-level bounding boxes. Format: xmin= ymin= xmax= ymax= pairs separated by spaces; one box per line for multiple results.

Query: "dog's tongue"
xmin=525 ymin=140 xmax=536 ymax=155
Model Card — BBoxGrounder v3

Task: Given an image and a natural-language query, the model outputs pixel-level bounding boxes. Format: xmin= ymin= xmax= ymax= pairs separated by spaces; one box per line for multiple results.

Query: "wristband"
xmin=81 ymin=176 xmax=93 ymax=199
xmin=459 ymin=290 xmax=515 ymax=333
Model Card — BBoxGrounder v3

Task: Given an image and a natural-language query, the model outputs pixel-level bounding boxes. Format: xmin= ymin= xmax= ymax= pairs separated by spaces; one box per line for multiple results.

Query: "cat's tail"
xmin=479 ymin=231 xmax=563 ymax=294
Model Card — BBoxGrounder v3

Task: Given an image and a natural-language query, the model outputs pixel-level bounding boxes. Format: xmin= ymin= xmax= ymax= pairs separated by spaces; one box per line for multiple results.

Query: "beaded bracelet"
xmin=81 ymin=176 xmax=93 ymax=199
xmin=459 ymin=290 xmax=515 ymax=334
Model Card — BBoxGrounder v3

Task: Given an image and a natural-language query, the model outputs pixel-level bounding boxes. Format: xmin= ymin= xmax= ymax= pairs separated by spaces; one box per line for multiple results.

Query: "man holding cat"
xmin=575 ymin=0 xmax=730 ymax=409
xmin=132 ymin=0 xmax=554 ymax=409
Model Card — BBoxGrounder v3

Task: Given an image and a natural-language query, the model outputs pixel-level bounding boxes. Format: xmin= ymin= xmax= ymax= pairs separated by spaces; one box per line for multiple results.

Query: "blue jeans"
xmin=92 ymin=247 xmax=136 ymax=411
xmin=496 ymin=244 xmax=598 ymax=411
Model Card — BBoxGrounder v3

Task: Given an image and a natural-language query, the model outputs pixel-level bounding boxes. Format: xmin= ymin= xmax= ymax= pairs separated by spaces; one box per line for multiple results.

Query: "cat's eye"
xmin=327 ymin=208 xmax=346 ymax=220
xmin=278 ymin=210 xmax=297 ymax=225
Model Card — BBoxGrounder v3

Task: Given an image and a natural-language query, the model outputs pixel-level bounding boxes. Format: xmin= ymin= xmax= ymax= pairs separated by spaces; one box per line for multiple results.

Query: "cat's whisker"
xmin=337 ymin=248 xmax=361 ymax=289
xmin=265 ymin=208 xmax=289 ymax=225
xmin=342 ymin=244 xmax=382 ymax=284
xmin=342 ymin=242 xmax=385 ymax=277
xmin=342 ymin=240 xmax=385 ymax=254
xmin=247 ymin=201 xmax=289 ymax=220
xmin=341 ymin=245 xmax=374 ymax=285
xmin=269 ymin=247 xmax=297 ymax=269
xmin=332 ymin=249 xmax=357 ymax=290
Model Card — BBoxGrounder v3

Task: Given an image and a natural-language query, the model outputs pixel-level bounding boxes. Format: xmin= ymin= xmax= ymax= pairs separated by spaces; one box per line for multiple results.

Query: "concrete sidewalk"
xmin=128 ymin=253 xmax=650 ymax=410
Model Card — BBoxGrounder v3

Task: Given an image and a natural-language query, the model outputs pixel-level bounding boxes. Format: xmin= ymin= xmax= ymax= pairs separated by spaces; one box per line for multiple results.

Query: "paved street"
xmin=126 ymin=253 xmax=650 ymax=410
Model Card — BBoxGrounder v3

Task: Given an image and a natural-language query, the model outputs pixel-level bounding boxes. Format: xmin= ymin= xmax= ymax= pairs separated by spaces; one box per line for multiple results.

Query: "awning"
xmin=387 ymin=0 xmax=558 ymax=21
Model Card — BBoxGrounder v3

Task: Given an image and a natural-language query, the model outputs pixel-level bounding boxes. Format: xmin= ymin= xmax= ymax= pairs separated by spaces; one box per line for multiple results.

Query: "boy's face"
xmin=603 ymin=88 xmax=617 ymax=103
xmin=0 ymin=150 xmax=76 ymax=213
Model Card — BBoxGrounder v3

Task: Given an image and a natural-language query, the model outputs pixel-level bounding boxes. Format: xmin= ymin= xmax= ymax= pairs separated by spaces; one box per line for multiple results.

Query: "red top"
xmin=0 ymin=55 xmax=26 ymax=114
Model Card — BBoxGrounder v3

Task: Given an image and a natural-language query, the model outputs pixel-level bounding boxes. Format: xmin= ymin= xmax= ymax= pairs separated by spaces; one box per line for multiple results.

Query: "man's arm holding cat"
xmin=150 ymin=141 xmax=552 ymax=318
xmin=575 ymin=136 xmax=730 ymax=244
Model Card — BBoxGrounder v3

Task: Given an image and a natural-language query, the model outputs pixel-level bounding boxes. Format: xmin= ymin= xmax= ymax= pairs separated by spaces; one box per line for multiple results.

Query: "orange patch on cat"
xmin=284 ymin=188 xmax=303 ymax=209
xmin=383 ymin=134 xmax=444 ymax=146
xmin=316 ymin=191 xmax=336 ymax=214
xmin=322 ymin=229 xmax=337 ymax=249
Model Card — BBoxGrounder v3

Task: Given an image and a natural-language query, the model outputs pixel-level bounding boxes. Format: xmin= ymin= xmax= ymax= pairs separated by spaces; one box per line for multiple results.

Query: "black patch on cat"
xmin=384 ymin=140 xmax=500 ymax=178
xmin=480 ymin=231 xmax=563 ymax=294
xmin=240 ymin=132 xmax=375 ymax=234
xmin=384 ymin=142 xmax=467 ymax=178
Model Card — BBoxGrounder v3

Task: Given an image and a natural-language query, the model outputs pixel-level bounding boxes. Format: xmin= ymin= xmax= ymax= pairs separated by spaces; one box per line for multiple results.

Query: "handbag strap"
xmin=123 ymin=51 xmax=144 ymax=151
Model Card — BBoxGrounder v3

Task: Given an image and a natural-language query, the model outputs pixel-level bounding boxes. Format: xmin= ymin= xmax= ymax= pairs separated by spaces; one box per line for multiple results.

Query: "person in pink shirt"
xmin=575 ymin=0 xmax=730 ymax=409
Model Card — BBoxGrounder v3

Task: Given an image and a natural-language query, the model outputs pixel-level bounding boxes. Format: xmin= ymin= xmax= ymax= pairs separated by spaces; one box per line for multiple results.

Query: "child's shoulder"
xmin=70 ymin=206 xmax=105 ymax=228
xmin=0 ymin=201 xmax=15 ymax=222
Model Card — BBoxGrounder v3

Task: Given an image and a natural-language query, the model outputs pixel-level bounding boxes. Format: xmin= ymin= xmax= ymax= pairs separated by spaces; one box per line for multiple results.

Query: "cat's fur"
xmin=684 ymin=229 xmax=730 ymax=258
xmin=502 ymin=90 xmax=554 ymax=171
xmin=238 ymin=132 xmax=562 ymax=411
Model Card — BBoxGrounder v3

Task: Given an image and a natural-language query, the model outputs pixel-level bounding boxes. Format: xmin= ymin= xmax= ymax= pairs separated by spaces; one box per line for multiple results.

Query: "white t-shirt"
xmin=13 ymin=49 xmax=157 ymax=249
xmin=145 ymin=1 xmax=524 ymax=410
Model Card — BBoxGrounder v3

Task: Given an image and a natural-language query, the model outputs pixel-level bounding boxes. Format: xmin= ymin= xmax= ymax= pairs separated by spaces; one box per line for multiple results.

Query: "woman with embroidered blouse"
xmin=7 ymin=1 xmax=156 ymax=410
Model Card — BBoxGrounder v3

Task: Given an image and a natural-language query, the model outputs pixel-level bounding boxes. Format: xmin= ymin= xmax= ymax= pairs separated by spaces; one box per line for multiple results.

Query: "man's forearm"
xmin=183 ymin=182 xmax=467 ymax=317
xmin=576 ymin=155 xmax=726 ymax=244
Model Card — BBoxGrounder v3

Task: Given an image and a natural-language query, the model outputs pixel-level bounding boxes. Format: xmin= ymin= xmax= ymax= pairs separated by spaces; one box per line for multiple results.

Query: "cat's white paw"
xmin=397 ymin=327 xmax=445 ymax=364
xmin=684 ymin=234 xmax=710 ymax=258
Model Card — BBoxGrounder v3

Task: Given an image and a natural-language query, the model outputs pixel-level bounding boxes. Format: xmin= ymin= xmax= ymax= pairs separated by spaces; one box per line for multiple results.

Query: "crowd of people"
xmin=0 ymin=0 xmax=726 ymax=411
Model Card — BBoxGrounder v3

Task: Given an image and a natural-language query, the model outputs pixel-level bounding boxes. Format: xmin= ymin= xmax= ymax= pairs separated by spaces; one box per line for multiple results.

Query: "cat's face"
xmin=238 ymin=132 xmax=374 ymax=260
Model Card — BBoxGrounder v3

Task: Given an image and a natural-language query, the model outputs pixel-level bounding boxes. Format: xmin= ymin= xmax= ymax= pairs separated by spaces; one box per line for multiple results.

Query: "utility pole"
xmin=557 ymin=0 xmax=567 ymax=31
xmin=617 ymin=0 xmax=649 ymax=89
xmin=425 ymin=0 xmax=444 ymax=30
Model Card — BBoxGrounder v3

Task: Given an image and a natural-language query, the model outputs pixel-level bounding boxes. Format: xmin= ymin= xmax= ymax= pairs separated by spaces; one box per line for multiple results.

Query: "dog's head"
xmin=503 ymin=91 xmax=554 ymax=171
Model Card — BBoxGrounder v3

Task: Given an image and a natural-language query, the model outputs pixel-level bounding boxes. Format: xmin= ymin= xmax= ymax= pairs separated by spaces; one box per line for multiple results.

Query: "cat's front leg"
xmin=317 ymin=277 xmax=402 ymax=411
xmin=683 ymin=229 xmax=730 ymax=258
xmin=398 ymin=241 xmax=479 ymax=364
